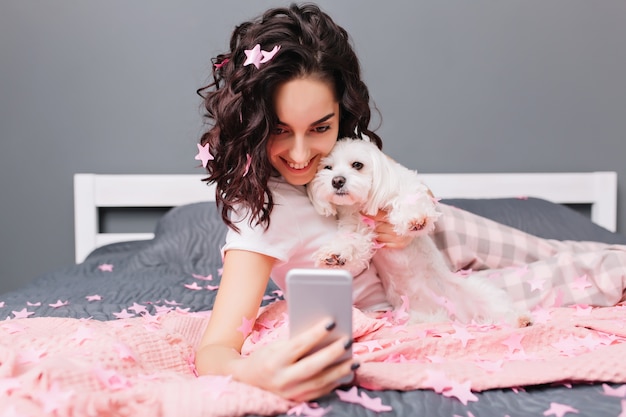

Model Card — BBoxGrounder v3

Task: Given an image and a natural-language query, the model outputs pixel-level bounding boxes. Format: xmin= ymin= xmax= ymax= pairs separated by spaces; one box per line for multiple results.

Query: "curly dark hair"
xmin=197 ymin=3 xmax=382 ymax=231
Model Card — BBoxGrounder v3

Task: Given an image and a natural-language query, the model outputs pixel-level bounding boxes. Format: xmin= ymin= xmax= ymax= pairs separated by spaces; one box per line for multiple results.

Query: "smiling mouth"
xmin=284 ymin=157 xmax=314 ymax=171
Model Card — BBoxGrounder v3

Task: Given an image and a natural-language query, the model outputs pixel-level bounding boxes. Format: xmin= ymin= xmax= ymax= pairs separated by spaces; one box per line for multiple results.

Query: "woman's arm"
xmin=195 ymin=249 xmax=357 ymax=402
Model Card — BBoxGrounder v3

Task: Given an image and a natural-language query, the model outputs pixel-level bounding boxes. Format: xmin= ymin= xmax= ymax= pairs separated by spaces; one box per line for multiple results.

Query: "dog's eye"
xmin=352 ymin=162 xmax=364 ymax=170
xmin=323 ymin=165 xmax=332 ymax=170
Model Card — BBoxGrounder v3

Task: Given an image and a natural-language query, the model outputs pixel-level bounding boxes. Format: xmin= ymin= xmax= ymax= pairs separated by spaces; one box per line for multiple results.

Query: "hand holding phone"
xmin=286 ymin=268 xmax=354 ymax=384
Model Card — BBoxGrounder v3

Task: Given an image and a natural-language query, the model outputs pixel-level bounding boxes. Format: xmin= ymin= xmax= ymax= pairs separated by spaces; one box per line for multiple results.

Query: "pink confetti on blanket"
xmin=3 ymin=303 xmax=626 ymax=416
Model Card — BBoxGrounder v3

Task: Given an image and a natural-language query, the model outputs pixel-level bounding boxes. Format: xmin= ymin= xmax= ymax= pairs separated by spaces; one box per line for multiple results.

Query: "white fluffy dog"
xmin=307 ymin=138 xmax=530 ymax=326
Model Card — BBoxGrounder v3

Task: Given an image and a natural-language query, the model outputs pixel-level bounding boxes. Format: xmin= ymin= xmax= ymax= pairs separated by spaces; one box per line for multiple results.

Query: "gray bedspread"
xmin=1 ymin=198 xmax=625 ymax=417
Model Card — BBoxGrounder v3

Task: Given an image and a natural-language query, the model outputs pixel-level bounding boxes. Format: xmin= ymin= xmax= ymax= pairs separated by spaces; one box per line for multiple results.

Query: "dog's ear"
xmin=306 ymin=182 xmax=337 ymax=217
xmin=361 ymin=148 xmax=400 ymax=216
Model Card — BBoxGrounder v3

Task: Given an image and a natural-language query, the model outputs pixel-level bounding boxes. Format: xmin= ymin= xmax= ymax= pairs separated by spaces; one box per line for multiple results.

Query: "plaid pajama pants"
xmin=432 ymin=204 xmax=626 ymax=311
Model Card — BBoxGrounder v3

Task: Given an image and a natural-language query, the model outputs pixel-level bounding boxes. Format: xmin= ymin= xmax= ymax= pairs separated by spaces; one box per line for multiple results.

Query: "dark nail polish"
xmin=350 ymin=362 xmax=361 ymax=371
xmin=343 ymin=338 xmax=354 ymax=350
xmin=325 ymin=321 xmax=336 ymax=331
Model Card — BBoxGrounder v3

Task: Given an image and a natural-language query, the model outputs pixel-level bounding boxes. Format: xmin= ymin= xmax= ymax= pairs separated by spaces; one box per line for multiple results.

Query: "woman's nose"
xmin=289 ymin=135 xmax=310 ymax=163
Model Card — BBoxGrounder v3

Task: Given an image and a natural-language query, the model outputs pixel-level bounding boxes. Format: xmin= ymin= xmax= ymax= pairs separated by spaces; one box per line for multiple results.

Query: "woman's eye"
xmin=352 ymin=162 xmax=363 ymax=170
xmin=272 ymin=127 xmax=287 ymax=135
xmin=314 ymin=125 xmax=331 ymax=133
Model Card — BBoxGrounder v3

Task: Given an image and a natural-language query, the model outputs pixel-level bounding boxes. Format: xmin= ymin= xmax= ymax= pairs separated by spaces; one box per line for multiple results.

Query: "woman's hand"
xmin=363 ymin=209 xmax=414 ymax=249
xmin=232 ymin=318 xmax=357 ymax=402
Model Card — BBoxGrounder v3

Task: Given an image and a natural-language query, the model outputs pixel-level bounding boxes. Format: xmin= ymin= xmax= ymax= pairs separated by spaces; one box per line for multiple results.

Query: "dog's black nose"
xmin=332 ymin=176 xmax=346 ymax=190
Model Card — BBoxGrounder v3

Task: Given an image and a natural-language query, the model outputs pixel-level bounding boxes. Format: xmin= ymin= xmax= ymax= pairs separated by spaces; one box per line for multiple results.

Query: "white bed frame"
xmin=73 ymin=172 xmax=618 ymax=263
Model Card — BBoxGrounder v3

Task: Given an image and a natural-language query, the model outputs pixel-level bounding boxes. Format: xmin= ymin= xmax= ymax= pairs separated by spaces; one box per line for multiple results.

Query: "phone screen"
xmin=286 ymin=268 xmax=353 ymax=365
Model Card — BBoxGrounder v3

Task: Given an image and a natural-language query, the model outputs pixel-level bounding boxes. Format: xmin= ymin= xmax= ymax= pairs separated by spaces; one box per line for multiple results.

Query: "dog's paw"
xmin=320 ymin=253 xmax=347 ymax=267
xmin=515 ymin=313 xmax=533 ymax=328
xmin=408 ymin=217 xmax=428 ymax=232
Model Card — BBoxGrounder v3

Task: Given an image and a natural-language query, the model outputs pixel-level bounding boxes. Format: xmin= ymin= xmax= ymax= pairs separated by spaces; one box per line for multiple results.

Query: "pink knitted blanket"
xmin=2 ymin=302 xmax=626 ymax=416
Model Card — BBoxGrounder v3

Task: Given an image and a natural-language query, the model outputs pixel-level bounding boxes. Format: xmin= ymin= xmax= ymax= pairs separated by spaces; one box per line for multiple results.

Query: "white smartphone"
xmin=286 ymin=268 xmax=354 ymax=383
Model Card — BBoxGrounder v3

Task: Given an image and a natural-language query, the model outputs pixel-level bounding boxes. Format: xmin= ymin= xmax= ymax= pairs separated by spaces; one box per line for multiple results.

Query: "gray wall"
xmin=1 ymin=1 xmax=625 ymax=294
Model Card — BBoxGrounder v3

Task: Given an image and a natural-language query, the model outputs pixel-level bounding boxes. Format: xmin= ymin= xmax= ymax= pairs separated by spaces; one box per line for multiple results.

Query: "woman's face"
xmin=267 ymin=77 xmax=340 ymax=186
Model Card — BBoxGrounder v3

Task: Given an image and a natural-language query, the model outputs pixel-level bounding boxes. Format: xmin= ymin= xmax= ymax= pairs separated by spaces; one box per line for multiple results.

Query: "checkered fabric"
xmin=432 ymin=204 xmax=626 ymax=310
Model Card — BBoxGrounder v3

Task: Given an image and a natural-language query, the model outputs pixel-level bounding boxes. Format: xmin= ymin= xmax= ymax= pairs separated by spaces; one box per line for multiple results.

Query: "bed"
xmin=1 ymin=171 xmax=625 ymax=417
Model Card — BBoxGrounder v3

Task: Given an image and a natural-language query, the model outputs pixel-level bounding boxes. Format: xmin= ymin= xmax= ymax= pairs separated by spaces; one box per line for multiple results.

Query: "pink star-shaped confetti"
xmin=243 ymin=44 xmax=263 ymax=69
xmin=112 ymin=309 xmax=135 ymax=319
xmin=128 ymin=302 xmax=148 ymax=315
xmin=602 ymin=383 xmax=626 ymax=398
xmin=192 ymin=273 xmax=213 ymax=281
xmin=195 ymin=143 xmax=214 ymax=167
xmin=184 ymin=282 xmax=204 ymax=291
xmin=422 ymin=370 xmax=451 ymax=393
xmin=12 ymin=308 xmax=34 ymax=319
xmin=354 ymin=340 xmax=384 ymax=353
xmin=527 ymin=275 xmax=547 ymax=292
xmin=451 ymin=324 xmax=476 ymax=348
xmin=94 ymin=366 xmax=132 ymax=390
xmin=36 ymin=382 xmax=74 ymax=414
xmin=237 ymin=316 xmax=255 ymax=337
xmin=243 ymin=154 xmax=252 ymax=176
xmin=154 ymin=306 xmax=172 ymax=314
xmin=573 ymin=304 xmax=593 ymax=316
xmin=86 ymin=294 xmax=102 ymax=301
xmin=360 ymin=214 xmax=377 ymax=229
xmin=570 ymin=274 xmax=593 ymax=291
xmin=97 ymin=263 xmax=114 ymax=272
xmin=206 ymin=284 xmax=219 ymax=291
xmin=243 ymin=44 xmax=281 ymax=69
xmin=49 ymin=300 xmax=69 ymax=308
xmin=441 ymin=380 xmax=478 ymax=405
xmin=335 ymin=386 xmax=392 ymax=412
xmin=543 ymin=402 xmax=579 ymax=417
xmin=501 ymin=332 xmax=525 ymax=353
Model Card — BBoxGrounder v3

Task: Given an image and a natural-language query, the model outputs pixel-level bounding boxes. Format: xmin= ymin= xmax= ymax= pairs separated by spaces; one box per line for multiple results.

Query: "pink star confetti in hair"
xmin=85 ymin=294 xmax=102 ymax=302
xmin=243 ymin=153 xmax=252 ymax=176
xmin=214 ymin=58 xmax=230 ymax=69
xmin=195 ymin=143 xmax=214 ymax=168
xmin=243 ymin=44 xmax=281 ymax=69
xmin=97 ymin=263 xmax=114 ymax=272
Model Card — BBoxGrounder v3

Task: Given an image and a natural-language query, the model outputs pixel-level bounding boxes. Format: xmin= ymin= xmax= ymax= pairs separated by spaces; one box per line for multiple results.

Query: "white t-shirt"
xmin=222 ymin=177 xmax=391 ymax=311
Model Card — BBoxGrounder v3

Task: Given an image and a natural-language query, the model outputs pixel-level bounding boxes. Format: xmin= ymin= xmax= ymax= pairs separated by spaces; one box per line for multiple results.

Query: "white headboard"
xmin=73 ymin=171 xmax=618 ymax=263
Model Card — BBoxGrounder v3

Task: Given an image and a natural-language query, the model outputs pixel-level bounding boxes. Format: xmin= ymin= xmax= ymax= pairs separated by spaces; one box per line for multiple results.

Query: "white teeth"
xmin=288 ymin=160 xmax=310 ymax=170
